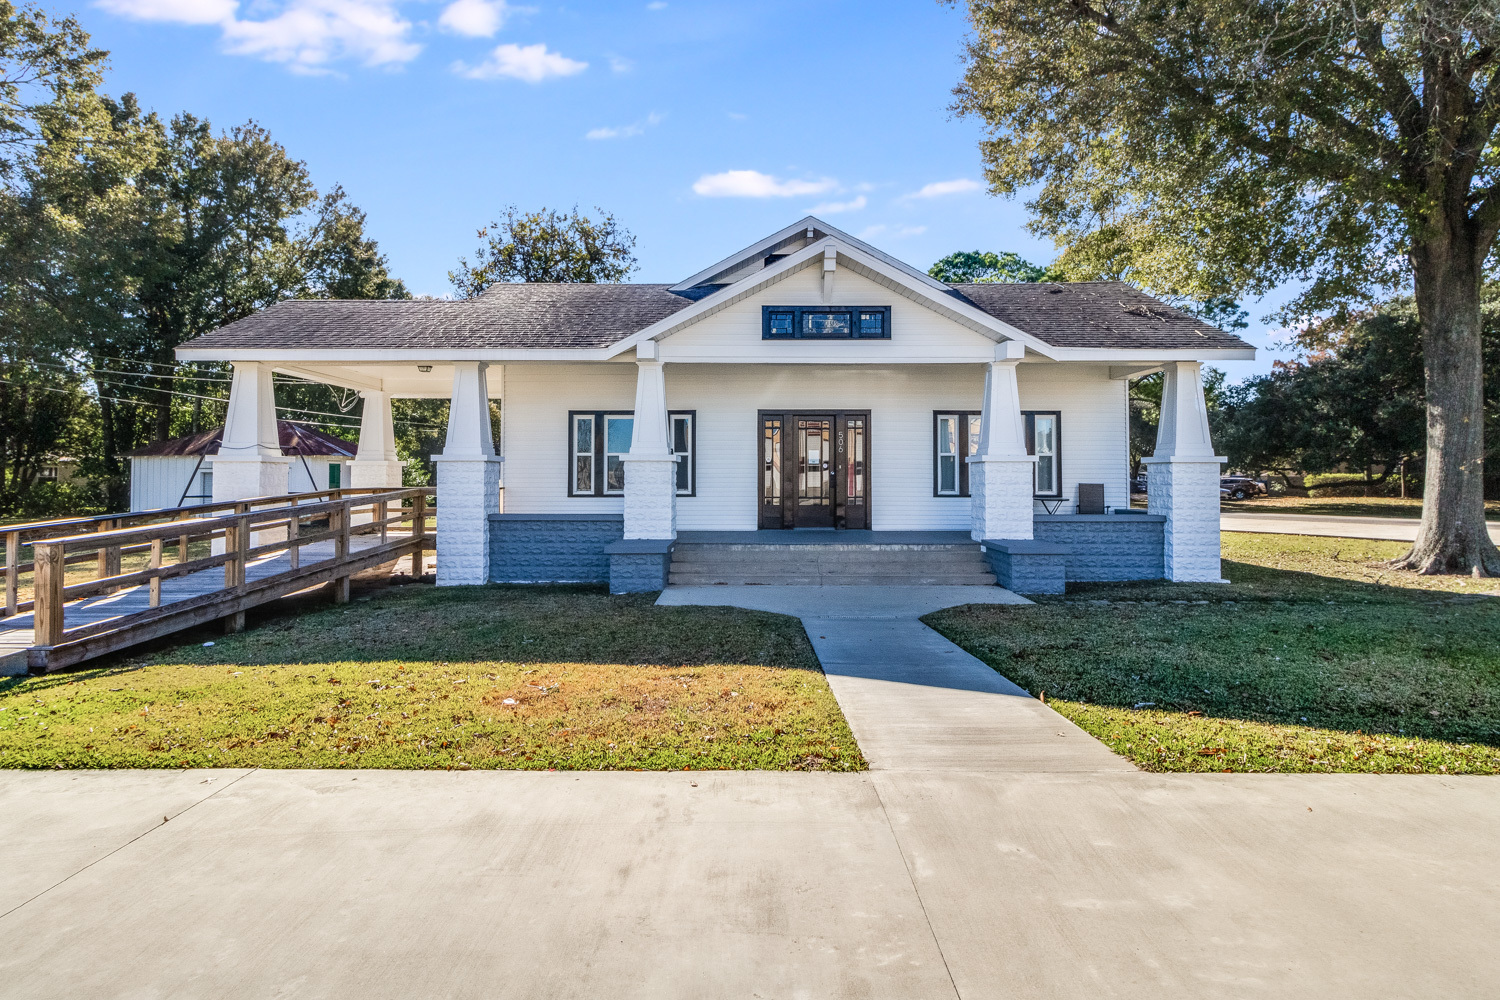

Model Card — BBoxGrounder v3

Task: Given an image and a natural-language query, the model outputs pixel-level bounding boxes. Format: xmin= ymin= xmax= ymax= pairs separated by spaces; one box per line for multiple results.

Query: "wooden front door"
xmin=759 ymin=411 xmax=869 ymax=529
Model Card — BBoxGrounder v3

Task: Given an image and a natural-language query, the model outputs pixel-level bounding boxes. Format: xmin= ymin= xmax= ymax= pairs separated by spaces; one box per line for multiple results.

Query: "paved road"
xmin=3 ymin=585 xmax=1498 ymax=998
xmin=1223 ymin=509 xmax=1500 ymax=542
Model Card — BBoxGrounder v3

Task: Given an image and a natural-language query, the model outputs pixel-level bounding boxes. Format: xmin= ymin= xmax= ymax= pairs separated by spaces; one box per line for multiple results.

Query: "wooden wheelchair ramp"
xmin=1 ymin=488 xmax=433 ymax=675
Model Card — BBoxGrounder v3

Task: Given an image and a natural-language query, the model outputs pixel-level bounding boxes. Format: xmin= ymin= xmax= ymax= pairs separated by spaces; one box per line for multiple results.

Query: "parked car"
xmin=1220 ymin=476 xmax=1267 ymax=500
xmin=1131 ymin=474 xmax=1148 ymax=494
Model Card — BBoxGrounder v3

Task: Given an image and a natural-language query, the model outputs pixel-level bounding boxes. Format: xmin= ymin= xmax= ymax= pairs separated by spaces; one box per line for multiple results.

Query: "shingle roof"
xmin=176 ymin=278 xmax=1252 ymax=354
xmin=181 ymin=284 xmax=697 ymax=351
xmin=126 ymin=421 xmax=356 ymax=458
xmin=948 ymin=281 xmax=1253 ymax=350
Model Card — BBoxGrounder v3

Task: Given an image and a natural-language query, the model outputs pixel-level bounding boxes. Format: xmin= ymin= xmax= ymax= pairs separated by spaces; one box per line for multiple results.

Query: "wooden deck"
xmin=1 ymin=489 xmax=433 ymax=675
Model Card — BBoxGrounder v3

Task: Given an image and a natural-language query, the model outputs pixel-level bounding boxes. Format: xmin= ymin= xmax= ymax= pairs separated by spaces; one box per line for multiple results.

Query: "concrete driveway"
xmin=3 ymin=584 xmax=1498 ymax=998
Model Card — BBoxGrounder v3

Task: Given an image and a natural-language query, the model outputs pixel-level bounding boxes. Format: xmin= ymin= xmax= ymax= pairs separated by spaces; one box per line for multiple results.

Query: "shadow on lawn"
xmin=925 ymin=559 xmax=1500 ymax=749
xmin=3 ymin=580 xmax=824 ymax=697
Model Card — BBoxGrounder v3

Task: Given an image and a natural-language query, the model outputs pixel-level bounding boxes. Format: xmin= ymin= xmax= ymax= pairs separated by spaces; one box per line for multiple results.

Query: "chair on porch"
xmin=1076 ymin=483 xmax=1107 ymax=515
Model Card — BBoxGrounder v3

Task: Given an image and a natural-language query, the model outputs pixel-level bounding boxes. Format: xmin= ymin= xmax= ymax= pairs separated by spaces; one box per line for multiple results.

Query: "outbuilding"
xmin=126 ymin=421 xmax=357 ymax=512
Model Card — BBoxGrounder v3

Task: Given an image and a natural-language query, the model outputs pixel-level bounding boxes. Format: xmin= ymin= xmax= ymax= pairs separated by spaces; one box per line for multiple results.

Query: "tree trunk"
xmin=1395 ymin=237 xmax=1500 ymax=575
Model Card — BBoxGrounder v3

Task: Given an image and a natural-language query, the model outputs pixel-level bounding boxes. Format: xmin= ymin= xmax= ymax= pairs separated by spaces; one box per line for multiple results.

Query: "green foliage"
xmin=928 ymin=249 xmax=1053 ymax=283
xmin=949 ymin=0 xmax=1500 ymax=316
xmin=449 ymin=205 xmax=637 ymax=297
xmin=0 ymin=6 xmax=408 ymax=513
xmin=0 ymin=479 xmax=105 ymax=519
xmin=1217 ymin=291 xmax=1500 ymax=491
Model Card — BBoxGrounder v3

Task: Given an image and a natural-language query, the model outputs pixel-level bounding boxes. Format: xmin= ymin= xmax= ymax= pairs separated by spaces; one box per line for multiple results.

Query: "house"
xmin=125 ymin=421 xmax=357 ymax=512
xmin=173 ymin=217 xmax=1253 ymax=594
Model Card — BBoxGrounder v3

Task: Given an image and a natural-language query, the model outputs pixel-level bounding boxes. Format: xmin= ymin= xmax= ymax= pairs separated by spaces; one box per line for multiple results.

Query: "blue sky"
xmin=53 ymin=0 xmax=1291 ymax=381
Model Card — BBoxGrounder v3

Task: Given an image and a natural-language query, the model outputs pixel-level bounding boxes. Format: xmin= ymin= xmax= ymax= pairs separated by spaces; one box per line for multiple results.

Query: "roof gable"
xmin=669 ymin=216 xmax=951 ymax=296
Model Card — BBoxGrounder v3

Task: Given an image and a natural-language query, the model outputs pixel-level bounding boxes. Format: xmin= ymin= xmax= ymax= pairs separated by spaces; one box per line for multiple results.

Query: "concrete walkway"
xmin=658 ymin=585 xmax=1130 ymax=773
xmin=1223 ymin=509 xmax=1500 ymax=542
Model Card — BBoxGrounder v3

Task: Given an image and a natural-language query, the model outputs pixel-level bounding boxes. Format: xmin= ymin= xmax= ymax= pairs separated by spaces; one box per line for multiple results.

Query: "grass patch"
xmin=926 ymin=532 xmax=1500 ymax=774
xmin=1221 ymin=495 xmax=1500 ymax=519
xmin=0 ymin=584 xmax=863 ymax=772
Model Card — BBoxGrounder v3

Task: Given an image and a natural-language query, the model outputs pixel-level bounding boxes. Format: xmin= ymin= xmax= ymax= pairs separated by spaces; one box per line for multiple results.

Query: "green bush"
xmin=0 ymin=481 xmax=108 ymax=520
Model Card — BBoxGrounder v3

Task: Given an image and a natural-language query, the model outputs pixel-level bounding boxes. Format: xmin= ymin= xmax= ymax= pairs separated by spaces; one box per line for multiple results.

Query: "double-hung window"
xmin=933 ymin=409 xmax=1062 ymax=498
xmin=1026 ymin=411 xmax=1061 ymax=497
xmin=569 ymin=410 xmax=696 ymax=497
xmin=933 ymin=412 xmax=982 ymax=496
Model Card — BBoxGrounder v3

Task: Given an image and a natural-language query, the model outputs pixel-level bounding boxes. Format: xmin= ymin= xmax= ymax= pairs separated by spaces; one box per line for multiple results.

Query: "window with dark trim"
xmin=762 ymin=305 xmax=891 ymax=340
xmin=933 ymin=410 xmax=1062 ymax=498
xmin=568 ymin=410 xmax=697 ymax=497
xmin=1026 ymin=411 xmax=1061 ymax=497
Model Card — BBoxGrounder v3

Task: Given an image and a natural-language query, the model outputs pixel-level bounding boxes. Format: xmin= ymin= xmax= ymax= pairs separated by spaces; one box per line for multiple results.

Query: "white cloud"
xmin=646 ymin=1 xmax=667 ymax=9
xmin=808 ymin=195 xmax=866 ymax=214
xmin=905 ymin=178 xmax=983 ymax=199
xmin=693 ymin=169 xmax=837 ymax=198
xmin=98 ymin=0 xmax=421 ymax=71
xmin=97 ymin=0 xmax=236 ymax=24
xmin=608 ymin=54 xmax=633 ymax=73
xmin=438 ymin=0 xmax=510 ymax=37
xmin=456 ymin=42 xmax=587 ymax=82
xmin=726 ymin=111 xmax=747 ymax=121
xmin=585 ymin=112 xmax=663 ymax=140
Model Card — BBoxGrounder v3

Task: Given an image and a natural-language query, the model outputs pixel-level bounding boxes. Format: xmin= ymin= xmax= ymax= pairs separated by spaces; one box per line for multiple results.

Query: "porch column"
xmin=622 ymin=342 xmax=676 ymax=539
xmin=432 ymin=362 xmax=501 ymax=586
xmin=348 ymin=389 xmax=407 ymax=488
xmin=1143 ymin=361 xmax=1227 ymax=582
xmin=210 ymin=361 xmax=289 ymax=502
xmin=969 ymin=341 xmax=1036 ymax=541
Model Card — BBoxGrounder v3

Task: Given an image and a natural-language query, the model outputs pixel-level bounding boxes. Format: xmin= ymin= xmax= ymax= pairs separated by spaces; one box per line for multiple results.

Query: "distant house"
xmin=125 ymin=421 xmax=357 ymax=512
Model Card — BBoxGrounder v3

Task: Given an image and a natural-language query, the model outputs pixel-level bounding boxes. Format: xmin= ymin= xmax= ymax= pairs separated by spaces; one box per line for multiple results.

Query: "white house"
xmin=174 ymin=218 xmax=1252 ymax=594
xmin=126 ymin=421 xmax=356 ymax=512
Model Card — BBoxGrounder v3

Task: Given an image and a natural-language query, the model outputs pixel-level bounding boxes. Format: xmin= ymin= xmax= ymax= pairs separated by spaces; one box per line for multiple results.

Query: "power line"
xmin=0 ymin=379 xmax=444 ymax=431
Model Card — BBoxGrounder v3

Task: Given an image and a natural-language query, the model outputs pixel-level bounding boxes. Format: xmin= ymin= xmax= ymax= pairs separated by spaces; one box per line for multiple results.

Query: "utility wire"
xmin=0 ymin=379 xmax=444 ymax=431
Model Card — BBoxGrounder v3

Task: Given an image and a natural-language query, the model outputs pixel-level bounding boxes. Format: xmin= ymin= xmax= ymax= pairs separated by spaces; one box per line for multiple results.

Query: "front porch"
xmin=486 ymin=518 xmax=1169 ymax=595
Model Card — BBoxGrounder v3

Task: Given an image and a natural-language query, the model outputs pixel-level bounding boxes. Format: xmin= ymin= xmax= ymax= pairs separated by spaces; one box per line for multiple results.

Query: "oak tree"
xmin=951 ymin=0 xmax=1500 ymax=573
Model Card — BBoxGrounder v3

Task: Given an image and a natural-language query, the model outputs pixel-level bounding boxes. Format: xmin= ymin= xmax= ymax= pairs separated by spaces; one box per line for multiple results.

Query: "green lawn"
xmin=0 ymin=585 xmax=863 ymax=772
xmin=926 ymin=533 xmax=1500 ymax=774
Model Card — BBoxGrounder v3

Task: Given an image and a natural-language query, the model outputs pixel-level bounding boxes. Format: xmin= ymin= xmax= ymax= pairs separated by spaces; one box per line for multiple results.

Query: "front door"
xmin=759 ymin=411 xmax=869 ymax=529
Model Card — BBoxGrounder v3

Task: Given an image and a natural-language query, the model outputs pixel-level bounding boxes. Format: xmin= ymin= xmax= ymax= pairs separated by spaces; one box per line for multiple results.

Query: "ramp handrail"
xmin=21 ymin=487 xmax=433 ymax=672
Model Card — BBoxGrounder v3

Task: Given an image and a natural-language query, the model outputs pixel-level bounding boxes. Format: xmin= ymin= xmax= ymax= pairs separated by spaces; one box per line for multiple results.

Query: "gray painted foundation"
xmin=1034 ymin=513 xmax=1166 ymax=582
xmin=488 ymin=514 xmax=623 ymax=584
xmin=981 ymin=540 xmax=1070 ymax=595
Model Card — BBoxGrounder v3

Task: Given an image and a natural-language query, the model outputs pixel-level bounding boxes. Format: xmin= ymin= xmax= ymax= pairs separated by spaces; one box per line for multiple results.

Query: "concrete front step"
xmin=667 ymin=573 xmax=1000 ymax=587
xmin=667 ymin=539 xmax=998 ymax=587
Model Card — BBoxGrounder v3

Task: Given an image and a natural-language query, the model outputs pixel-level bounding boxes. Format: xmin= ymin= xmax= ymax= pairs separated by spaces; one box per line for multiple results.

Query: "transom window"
xmin=569 ymin=410 xmax=696 ymax=497
xmin=933 ymin=410 xmax=1062 ymax=498
xmin=761 ymin=305 xmax=892 ymax=340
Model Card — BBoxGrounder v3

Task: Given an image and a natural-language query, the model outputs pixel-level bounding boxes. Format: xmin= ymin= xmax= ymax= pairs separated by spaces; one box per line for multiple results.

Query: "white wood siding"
xmin=659 ymin=265 xmax=999 ymax=364
xmin=129 ymin=456 xmax=204 ymax=511
xmin=497 ymin=360 xmax=1128 ymax=530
